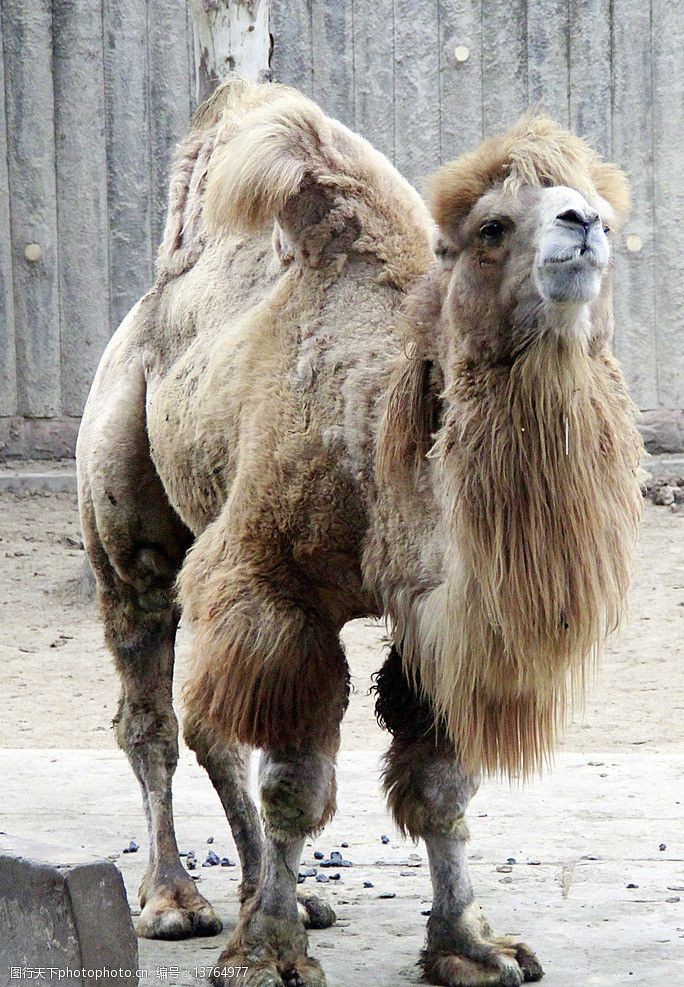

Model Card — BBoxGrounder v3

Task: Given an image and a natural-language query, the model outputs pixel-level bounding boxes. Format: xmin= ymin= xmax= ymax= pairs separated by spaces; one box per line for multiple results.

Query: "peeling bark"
xmin=188 ymin=0 xmax=271 ymax=101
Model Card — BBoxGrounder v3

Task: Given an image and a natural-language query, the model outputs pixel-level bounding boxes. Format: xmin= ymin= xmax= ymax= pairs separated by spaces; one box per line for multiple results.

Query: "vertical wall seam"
xmin=145 ymin=0 xmax=158 ymax=272
xmin=102 ymin=0 xmax=114 ymax=336
xmin=525 ymin=0 xmax=530 ymax=105
xmin=351 ymin=0 xmax=356 ymax=131
xmin=437 ymin=0 xmax=442 ymax=163
xmin=1 ymin=2 xmax=18 ymax=410
xmin=99 ymin=0 xmax=113 ymax=339
xmin=609 ymin=0 xmax=614 ymax=159
xmin=392 ymin=0 xmax=396 ymax=163
xmin=145 ymin=0 xmax=154 ymax=272
xmin=649 ymin=0 xmax=659 ymax=402
xmin=479 ymin=0 xmax=484 ymax=137
xmin=50 ymin=0 xmax=64 ymax=416
xmin=566 ymin=0 xmax=571 ymax=125
xmin=309 ymin=0 xmax=314 ymax=95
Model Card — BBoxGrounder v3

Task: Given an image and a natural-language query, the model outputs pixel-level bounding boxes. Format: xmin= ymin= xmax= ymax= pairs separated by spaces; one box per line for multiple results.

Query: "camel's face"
xmin=441 ymin=182 xmax=615 ymax=354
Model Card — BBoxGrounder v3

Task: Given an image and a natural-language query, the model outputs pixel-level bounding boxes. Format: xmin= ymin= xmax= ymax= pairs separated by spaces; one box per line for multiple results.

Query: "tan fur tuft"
xmin=428 ymin=113 xmax=630 ymax=243
xmin=204 ymin=94 xmax=334 ymax=234
xmin=377 ymin=353 xmax=435 ymax=489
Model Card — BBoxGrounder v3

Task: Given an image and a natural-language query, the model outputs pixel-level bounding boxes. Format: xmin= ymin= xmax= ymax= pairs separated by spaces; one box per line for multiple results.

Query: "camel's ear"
xmin=204 ymin=94 xmax=336 ymax=237
xmin=377 ymin=356 xmax=435 ymax=488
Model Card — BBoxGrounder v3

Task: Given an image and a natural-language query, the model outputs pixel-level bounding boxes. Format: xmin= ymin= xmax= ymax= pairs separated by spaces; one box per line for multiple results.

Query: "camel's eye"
xmin=478 ymin=219 xmax=507 ymax=245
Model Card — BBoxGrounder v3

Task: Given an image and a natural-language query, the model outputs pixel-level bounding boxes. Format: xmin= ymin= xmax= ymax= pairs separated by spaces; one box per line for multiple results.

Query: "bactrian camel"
xmin=77 ymin=79 xmax=643 ymax=987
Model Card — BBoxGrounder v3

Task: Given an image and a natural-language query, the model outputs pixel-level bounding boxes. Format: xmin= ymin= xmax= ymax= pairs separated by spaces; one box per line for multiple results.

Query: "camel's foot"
xmin=137 ymin=875 xmax=223 ymax=940
xmin=209 ymin=915 xmax=326 ymax=987
xmin=421 ymin=904 xmax=543 ymax=986
xmin=296 ymin=887 xmax=337 ymax=929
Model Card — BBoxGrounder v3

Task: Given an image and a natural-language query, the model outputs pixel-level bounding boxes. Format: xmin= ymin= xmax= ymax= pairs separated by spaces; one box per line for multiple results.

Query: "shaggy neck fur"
xmin=387 ymin=333 xmax=643 ymax=778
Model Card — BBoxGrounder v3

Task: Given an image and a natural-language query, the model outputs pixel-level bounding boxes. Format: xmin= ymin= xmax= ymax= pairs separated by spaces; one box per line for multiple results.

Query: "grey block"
xmin=0 ymin=835 xmax=138 ymax=987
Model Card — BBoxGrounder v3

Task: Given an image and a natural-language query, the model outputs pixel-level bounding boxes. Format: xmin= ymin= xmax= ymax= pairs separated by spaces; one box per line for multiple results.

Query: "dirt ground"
xmin=0 ymin=490 xmax=682 ymax=756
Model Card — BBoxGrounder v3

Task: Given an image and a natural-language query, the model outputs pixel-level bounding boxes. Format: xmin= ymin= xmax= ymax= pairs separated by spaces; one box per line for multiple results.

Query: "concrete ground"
xmin=1 ymin=470 xmax=683 ymax=985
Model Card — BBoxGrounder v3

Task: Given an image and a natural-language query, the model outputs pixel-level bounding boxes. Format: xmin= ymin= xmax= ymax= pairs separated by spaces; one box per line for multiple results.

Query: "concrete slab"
xmin=0 ymin=460 xmax=77 ymax=495
xmin=0 ymin=748 xmax=682 ymax=986
xmin=0 ymin=833 xmax=138 ymax=987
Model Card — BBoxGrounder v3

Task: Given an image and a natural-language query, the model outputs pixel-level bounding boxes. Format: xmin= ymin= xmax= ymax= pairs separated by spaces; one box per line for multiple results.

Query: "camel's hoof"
xmin=421 ymin=903 xmax=543 ymax=986
xmin=422 ymin=949 xmax=539 ymax=986
xmin=209 ymin=952 xmax=326 ymax=987
xmin=137 ymin=881 xmax=223 ymax=940
xmin=297 ymin=888 xmax=337 ymax=929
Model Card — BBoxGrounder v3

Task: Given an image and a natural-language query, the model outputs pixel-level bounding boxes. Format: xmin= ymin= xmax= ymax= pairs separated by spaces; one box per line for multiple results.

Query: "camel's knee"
xmin=259 ymin=751 xmax=336 ymax=840
xmin=105 ymin=597 xmax=179 ymax=781
xmin=383 ymin=737 xmax=477 ymax=839
xmin=114 ymin=692 xmax=179 ymax=775
xmin=375 ymin=647 xmax=478 ymax=838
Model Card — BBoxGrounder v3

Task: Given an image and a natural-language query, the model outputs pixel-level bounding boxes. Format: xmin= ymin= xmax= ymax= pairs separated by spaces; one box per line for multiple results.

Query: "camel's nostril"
xmin=557 ymin=208 xmax=599 ymax=230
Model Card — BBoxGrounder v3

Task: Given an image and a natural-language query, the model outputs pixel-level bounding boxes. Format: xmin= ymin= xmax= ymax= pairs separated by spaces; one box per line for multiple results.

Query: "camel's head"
xmin=427 ymin=115 xmax=630 ymax=359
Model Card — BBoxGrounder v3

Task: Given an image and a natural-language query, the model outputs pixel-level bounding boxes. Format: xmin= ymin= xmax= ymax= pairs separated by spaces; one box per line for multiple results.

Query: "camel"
xmin=77 ymin=78 xmax=643 ymax=987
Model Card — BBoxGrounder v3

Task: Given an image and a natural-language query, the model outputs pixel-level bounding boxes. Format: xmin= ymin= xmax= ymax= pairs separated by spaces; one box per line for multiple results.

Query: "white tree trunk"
xmin=189 ymin=0 xmax=271 ymax=103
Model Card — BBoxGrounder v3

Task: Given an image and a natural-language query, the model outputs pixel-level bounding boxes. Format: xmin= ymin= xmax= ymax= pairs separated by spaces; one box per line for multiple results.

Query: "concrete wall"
xmin=0 ymin=0 xmax=682 ymax=457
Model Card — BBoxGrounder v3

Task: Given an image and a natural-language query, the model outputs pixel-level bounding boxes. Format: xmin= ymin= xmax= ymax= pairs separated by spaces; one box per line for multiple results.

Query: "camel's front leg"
xmin=376 ymin=648 xmax=544 ymax=987
xmin=210 ymin=748 xmax=336 ymax=987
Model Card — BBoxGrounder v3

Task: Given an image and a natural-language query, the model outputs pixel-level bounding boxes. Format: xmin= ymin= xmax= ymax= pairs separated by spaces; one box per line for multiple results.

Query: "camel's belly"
xmin=146 ymin=351 xmax=240 ymax=536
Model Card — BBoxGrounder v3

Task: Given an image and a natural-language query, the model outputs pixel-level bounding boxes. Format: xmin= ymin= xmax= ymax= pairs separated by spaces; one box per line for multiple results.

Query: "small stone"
xmin=653 ymin=486 xmax=675 ymax=506
xmin=626 ymin=883 xmax=639 ymax=889
xmin=499 ymin=876 xmax=514 ymax=884
xmin=507 ymin=857 xmax=517 ymax=865
xmin=300 ymin=867 xmax=317 ymax=877
xmin=666 ymin=897 xmax=681 ymax=903
xmin=122 ymin=840 xmax=138 ymax=854
xmin=496 ymin=865 xmax=513 ymax=873
xmin=381 ymin=835 xmax=390 ymax=845
xmin=659 ymin=843 xmax=667 ymax=851
xmin=314 ymin=850 xmax=325 ymax=860
xmin=378 ymin=891 xmax=396 ymax=899
xmin=421 ymin=909 xmax=432 ymax=916
xmin=363 ymin=881 xmax=374 ymax=888
xmin=297 ymin=873 xmax=306 ymax=884
xmin=341 ymin=842 xmax=349 ymax=848
xmin=329 ymin=873 xmax=341 ymax=881
xmin=207 ymin=836 xmax=214 ymax=844
xmin=321 ymin=855 xmax=352 ymax=868
xmin=205 ymin=851 xmax=221 ymax=866
xmin=220 ymin=857 xmax=234 ymax=867
xmin=527 ymin=860 xmax=541 ymax=866
xmin=316 ymin=873 xmax=329 ymax=883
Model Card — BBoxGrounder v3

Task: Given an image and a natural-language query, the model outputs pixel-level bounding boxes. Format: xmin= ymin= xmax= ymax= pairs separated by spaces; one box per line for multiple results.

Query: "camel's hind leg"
xmin=85 ymin=526 xmax=222 ymax=939
xmin=78 ymin=340 xmax=221 ymax=939
xmin=375 ymin=648 xmax=544 ymax=987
